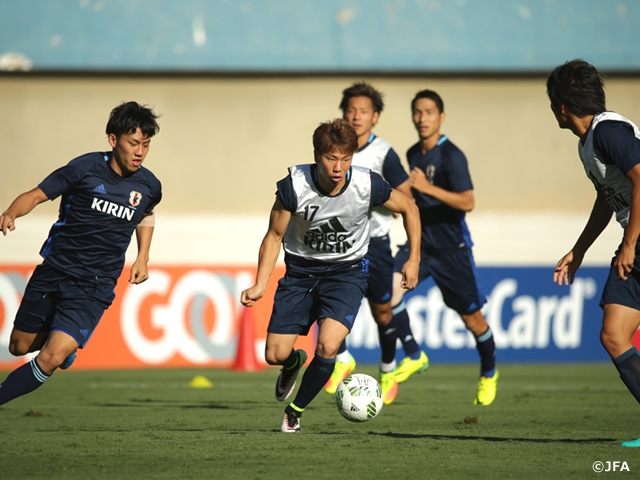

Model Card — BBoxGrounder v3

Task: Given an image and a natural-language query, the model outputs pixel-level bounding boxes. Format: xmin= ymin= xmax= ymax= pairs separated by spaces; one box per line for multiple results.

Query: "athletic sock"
xmin=613 ymin=347 xmax=640 ymax=404
xmin=378 ymin=316 xmax=398 ymax=364
xmin=393 ymin=302 xmax=420 ymax=358
xmin=475 ymin=327 xmax=496 ymax=377
xmin=286 ymin=403 xmax=303 ymax=416
xmin=335 ymin=341 xmax=350 ymax=363
xmin=380 ymin=360 xmax=396 ymax=373
xmin=0 ymin=358 xmax=50 ymax=406
xmin=281 ymin=349 xmax=299 ymax=370
xmin=290 ymin=354 xmax=335 ymax=410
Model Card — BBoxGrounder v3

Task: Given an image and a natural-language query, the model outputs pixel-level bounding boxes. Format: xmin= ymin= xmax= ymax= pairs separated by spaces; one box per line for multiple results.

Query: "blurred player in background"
xmin=390 ymin=89 xmax=498 ymax=405
xmin=323 ymin=82 xmax=425 ymax=405
xmin=0 ymin=102 xmax=162 ymax=406
xmin=240 ymin=119 xmax=420 ymax=432
xmin=548 ymin=59 xmax=640 ymax=447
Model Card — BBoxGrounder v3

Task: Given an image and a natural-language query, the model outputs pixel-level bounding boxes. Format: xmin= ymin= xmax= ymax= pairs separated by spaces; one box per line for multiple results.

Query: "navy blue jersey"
xmin=593 ymin=120 xmax=640 ymax=175
xmin=380 ymin=148 xmax=408 ymax=188
xmin=38 ymin=152 xmax=162 ymax=282
xmin=406 ymin=135 xmax=473 ymax=251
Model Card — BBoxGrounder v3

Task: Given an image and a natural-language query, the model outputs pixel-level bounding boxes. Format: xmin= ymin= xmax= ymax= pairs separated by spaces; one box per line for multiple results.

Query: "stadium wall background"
xmin=2 ymin=0 xmax=640 ymax=368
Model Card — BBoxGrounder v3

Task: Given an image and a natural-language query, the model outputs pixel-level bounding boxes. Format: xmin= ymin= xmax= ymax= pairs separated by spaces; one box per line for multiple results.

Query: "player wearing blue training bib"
xmin=241 ymin=119 xmax=421 ymax=433
xmin=0 ymin=102 xmax=162 ymax=407
xmin=323 ymin=82 xmax=421 ymax=404
xmin=389 ymin=89 xmax=499 ymax=406
xmin=548 ymin=60 xmax=640 ymax=448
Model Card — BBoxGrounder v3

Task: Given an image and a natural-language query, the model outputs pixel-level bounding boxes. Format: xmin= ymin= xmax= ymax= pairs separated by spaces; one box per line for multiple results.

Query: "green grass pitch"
xmin=0 ymin=363 xmax=637 ymax=479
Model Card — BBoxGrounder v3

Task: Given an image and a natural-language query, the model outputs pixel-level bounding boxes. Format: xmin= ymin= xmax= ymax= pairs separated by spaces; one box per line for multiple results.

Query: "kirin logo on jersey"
xmin=426 ymin=165 xmax=436 ymax=184
xmin=129 ymin=191 xmax=142 ymax=207
xmin=91 ymin=198 xmax=135 ymax=221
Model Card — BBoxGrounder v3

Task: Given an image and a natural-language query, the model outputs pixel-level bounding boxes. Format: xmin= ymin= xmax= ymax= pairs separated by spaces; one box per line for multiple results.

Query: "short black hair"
xmin=411 ymin=90 xmax=444 ymax=113
xmin=546 ymin=59 xmax=606 ymax=117
xmin=339 ymin=82 xmax=384 ymax=115
xmin=106 ymin=101 xmax=160 ymax=138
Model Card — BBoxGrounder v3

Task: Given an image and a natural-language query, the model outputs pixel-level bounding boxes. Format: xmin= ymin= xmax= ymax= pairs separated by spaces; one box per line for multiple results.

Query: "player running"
xmin=323 ymin=82 xmax=426 ymax=404
xmin=240 ymin=119 xmax=421 ymax=432
xmin=389 ymin=89 xmax=498 ymax=406
xmin=547 ymin=59 xmax=640 ymax=447
xmin=0 ymin=102 xmax=162 ymax=406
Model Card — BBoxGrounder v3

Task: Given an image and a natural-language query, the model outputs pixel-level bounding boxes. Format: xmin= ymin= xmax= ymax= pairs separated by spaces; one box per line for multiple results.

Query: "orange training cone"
xmin=232 ymin=306 xmax=263 ymax=372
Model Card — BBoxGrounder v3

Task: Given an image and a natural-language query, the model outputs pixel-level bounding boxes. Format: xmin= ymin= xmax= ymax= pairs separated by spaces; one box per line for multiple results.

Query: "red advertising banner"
xmin=0 ymin=265 xmax=316 ymax=370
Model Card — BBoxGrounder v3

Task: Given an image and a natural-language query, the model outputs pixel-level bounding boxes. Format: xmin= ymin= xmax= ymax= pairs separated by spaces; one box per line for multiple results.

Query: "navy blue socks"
xmin=291 ymin=354 xmax=335 ymax=410
xmin=475 ymin=327 xmax=496 ymax=377
xmin=378 ymin=317 xmax=399 ymax=364
xmin=281 ymin=349 xmax=299 ymax=369
xmin=393 ymin=302 xmax=421 ymax=358
xmin=0 ymin=357 xmax=50 ymax=406
xmin=613 ymin=347 xmax=640 ymax=404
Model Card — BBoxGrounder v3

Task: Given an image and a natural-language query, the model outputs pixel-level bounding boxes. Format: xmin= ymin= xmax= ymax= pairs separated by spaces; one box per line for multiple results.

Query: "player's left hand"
xmin=129 ymin=260 xmax=149 ymax=284
xmin=400 ymin=260 xmax=419 ymax=290
xmin=409 ymin=167 xmax=431 ymax=194
xmin=613 ymin=244 xmax=635 ymax=281
xmin=0 ymin=212 xmax=16 ymax=236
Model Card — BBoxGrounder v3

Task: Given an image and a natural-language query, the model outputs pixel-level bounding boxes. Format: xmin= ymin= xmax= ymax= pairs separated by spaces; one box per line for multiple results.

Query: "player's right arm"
xmin=240 ymin=198 xmax=292 ymax=306
xmin=0 ymin=187 xmax=49 ymax=236
xmin=554 ymin=191 xmax=613 ymax=285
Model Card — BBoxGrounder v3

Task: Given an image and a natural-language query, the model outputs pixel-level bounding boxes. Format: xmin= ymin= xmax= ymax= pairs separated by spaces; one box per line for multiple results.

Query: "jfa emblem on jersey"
xmin=426 ymin=165 xmax=436 ymax=184
xmin=129 ymin=191 xmax=142 ymax=207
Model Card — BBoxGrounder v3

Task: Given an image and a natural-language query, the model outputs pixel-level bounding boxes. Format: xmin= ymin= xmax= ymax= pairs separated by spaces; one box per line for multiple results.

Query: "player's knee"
xmin=264 ymin=347 xmax=287 ymax=366
xmin=315 ymin=340 xmax=340 ymax=359
xmin=371 ymin=305 xmax=393 ymax=325
xmin=8 ymin=341 xmax=28 ymax=357
xmin=599 ymin=328 xmax=620 ymax=355
xmin=36 ymin=348 xmax=68 ymax=373
xmin=8 ymin=334 xmax=37 ymax=356
xmin=461 ymin=311 xmax=487 ymax=334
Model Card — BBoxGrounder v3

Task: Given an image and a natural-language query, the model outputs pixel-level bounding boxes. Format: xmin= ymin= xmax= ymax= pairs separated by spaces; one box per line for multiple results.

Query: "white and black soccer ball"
xmin=334 ymin=373 xmax=383 ymax=422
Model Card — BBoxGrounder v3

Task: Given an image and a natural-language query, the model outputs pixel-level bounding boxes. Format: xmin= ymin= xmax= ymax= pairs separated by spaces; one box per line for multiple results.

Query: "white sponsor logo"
xmin=120 ymin=269 xmax=254 ymax=364
xmin=349 ymin=277 xmax=597 ymax=350
xmin=91 ymin=198 xmax=135 ymax=221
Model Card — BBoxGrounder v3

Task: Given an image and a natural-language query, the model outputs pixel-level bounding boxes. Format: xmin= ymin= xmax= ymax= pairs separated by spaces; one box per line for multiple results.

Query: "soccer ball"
xmin=334 ymin=373 xmax=383 ymax=422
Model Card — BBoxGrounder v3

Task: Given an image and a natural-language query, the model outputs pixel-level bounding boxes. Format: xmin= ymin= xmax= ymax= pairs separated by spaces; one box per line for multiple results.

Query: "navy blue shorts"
xmin=394 ymin=244 xmax=486 ymax=315
xmin=267 ymin=258 xmax=369 ymax=335
xmin=13 ymin=263 xmax=116 ymax=348
xmin=600 ymin=242 xmax=640 ymax=310
xmin=365 ymin=235 xmax=394 ymax=305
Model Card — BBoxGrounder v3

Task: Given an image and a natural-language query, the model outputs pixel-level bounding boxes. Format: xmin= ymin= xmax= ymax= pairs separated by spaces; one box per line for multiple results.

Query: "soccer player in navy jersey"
xmin=323 ymin=82 xmax=425 ymax=404
xmin=548 ymin=60 xmax=640 ymax=448
xmin=390 ymin=90 xmax=498 ymax=406
xmin=240 ymin=119 xmax=421 ymax=432
xmin=0 ymin=101 xmax=162 ymax=406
